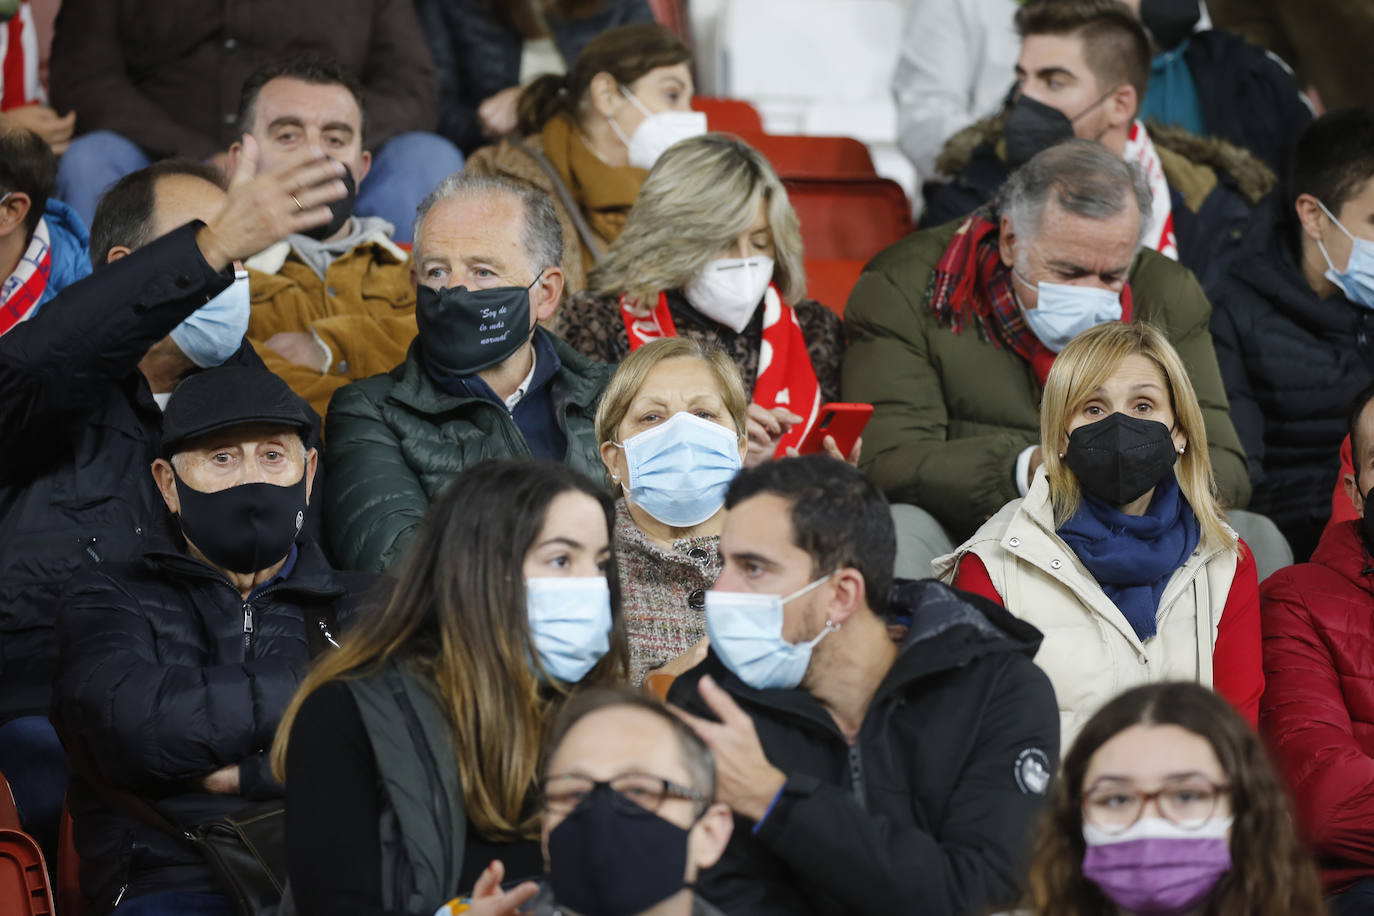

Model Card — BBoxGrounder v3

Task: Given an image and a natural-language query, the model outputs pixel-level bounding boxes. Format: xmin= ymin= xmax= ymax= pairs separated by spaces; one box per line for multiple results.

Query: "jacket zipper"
xmin=847 ymin=744 xmax=868 ymax=811
xmin=242 ymin=601 xmax=255 ymax=658
xmin=317 ymin=619 xmax=340 ymax=648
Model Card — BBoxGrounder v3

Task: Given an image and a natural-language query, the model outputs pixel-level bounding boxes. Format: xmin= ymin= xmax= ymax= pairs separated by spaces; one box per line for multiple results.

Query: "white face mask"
xmin=607 ymin=87 xmax=707 ymax=171
xmin=683 ymin=256 xmax=775 ymax=333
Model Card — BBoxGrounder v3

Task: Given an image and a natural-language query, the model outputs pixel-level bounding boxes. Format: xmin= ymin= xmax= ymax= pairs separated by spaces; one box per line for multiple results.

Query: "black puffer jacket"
xmin=415 ymin=0 xmax=654 ymax=154
xmin=667 ymin=580 xmax=1059 ymax=916
xmin=0 ymin=222 xmax=322 ymax=724
xmin=53 ymin=539 xmax=377 ymax=910
xmin=1209 ymin=200 xmax=1374 ymax=560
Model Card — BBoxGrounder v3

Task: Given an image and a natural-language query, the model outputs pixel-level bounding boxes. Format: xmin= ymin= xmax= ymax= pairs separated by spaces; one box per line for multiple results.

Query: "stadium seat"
xmin=0 ymin=829 xmax=54 ymax=916
xmin=692 ymin=96 xmax=765 ymax=134
xmin=804 ymin=259 xmax=867 ymax=317
xmin=784 ymin=176 xmax=914 ymax=263
xmin=735 ymin=132 xmax=876 ymax=179
xmin=0 ymin=772 xmax=21 ymax=832
xmin=57 ymin=801 xmax=85 ymax=916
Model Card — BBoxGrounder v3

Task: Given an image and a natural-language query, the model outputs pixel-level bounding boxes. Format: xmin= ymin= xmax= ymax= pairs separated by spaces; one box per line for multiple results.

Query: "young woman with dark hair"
xmin=272 ymin=460 xmax=628 ymax=916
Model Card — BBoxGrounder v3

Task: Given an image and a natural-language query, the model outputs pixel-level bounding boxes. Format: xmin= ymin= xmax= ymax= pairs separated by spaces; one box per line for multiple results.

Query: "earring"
xmin=611 ymin=473 xmax=620 ymax=483
xmin=1177 ymin=445 xmax=1186 ymax=455
xmin=1057 ymin=452 xmax=1065 ymax=459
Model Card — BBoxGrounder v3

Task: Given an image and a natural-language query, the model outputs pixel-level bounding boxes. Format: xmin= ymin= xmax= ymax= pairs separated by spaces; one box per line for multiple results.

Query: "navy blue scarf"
xmin=1057 ymin=474 xmax=1200 ymax=641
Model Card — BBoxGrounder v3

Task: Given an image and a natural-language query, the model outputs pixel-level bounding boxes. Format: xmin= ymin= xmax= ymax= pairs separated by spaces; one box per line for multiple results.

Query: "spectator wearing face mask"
xmin=447 ymin=686 xmax=734 ymax=916
xmin=1021 ymin=682 xmax=1326 ymax=916
xmin=1259 ymin=383 xmax=1374 ymax=912
xmin=926 ymin=0 xmax=1274 ymax=292
xmin=1208 ymin=109 xmax=1374 ymax=562
xmin=669 ymin=456 xmax=1060 ymax=916
xmin=844 ymin=140 xmax=1248 ymax=546
xmin=52 ymin=366 xmax=376 ymax=916
xmin=0 ymin=151 xmax=341 ymax=864
xmin=465 ymin=22 xmax=697 ymax=298
xmin=324 ymin=172 xmax=612 ymax=574
xmin=273 ymin=460 xmax=629 ymax=916
xmin=564 ymin=134 xmax=846 ymax=464
xmin=938 ymin=321 xmax=1263 ymax=747
xmin=416 ymin=0 xmax=655 ymax=156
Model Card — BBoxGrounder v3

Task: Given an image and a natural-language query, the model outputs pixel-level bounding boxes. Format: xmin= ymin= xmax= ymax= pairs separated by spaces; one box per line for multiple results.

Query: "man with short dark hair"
xmin=844 ymin=139 xmax=1248 ymax=543
xmin=0 ymin=124 xmax=89 ymax=335
xmin=926 ymin=0 xmax=1274 ymax=290
xmin=1260 ymin=382 xmax=1374 ymax=911
xmin=325 ymin=172 xmax=612 ymax=573
xmin=1209 ymin=109 xmax=1374 ymax=561
xmin=0 ymin=148 xmax=342 ymax=862
xmin=55 ymin=365 xmax=376 ymax=916
xmin=669 ymin=456 xmax=1059 ymax=916
xmin=228 ymin=56 xmax=419 ymax=417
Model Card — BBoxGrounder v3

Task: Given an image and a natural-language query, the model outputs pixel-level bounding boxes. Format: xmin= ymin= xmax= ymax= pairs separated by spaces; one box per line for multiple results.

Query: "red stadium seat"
xmin=0 ymin=829 xmax=54 ymax=916
xmin=57 ymin=801 xmax=85 ymax=916
xmin=804 ymin=259 xmax=868 ymax=317
xmin=736 ymin=132 xmax=876 ymax=179
xmin=692 ymin=97 xmax=765 ymax=134
xmin=0 ymin=773 xmax=20 ymax=832
xmin=785 ymin=176 xmax=913 ymax=264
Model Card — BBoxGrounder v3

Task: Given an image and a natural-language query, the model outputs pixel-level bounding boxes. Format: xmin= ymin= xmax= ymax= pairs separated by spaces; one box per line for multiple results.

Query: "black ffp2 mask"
xmin=1062 ymin=412 xmax=1179 ymax=506
xmin=548 ymin=785 xmax=692 ymax=916
xmin=1140 ymin=0 xmax=1201 ymax=51
xmin=175 ymin=473 xmax=307 ymax=574
xmin=298 ymin=165 xmax=356 ymax=241
xmin=416 ymin=273 xmax=540 ymax=378
xmin=1004 ymin=93 xmax=1077 ymax=168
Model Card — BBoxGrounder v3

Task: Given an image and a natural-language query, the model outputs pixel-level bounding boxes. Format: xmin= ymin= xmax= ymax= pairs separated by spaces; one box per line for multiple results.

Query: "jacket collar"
xmin=1309 ymin=519 xmax=1374 ymax=593
xmin=144 ymin=538 xmax=347 ymax=600
xmin=1232 ymin=204 xmax=1361 ymax=333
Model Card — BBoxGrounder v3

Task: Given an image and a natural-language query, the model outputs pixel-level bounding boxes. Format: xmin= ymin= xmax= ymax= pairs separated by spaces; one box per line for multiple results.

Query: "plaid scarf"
xmin=927 ymin=207 xmax=1133 ymax=385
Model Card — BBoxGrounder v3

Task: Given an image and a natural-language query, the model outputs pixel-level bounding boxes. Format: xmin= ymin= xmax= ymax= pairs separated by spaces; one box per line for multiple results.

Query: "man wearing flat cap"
xmin=52 ymin=365 xmax=377 ymax=916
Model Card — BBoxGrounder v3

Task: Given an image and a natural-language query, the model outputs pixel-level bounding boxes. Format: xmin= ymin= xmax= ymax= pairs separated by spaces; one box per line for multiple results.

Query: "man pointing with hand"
xmin=0 ymin=137 xmax=344 ymax=864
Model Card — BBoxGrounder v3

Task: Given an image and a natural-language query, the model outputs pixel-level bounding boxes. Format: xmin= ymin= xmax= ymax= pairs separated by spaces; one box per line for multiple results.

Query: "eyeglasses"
xmin=1082 ymin=776 xmax=1231 ymax=834
xmin=540 ymin=773 xmax=710 ymax=817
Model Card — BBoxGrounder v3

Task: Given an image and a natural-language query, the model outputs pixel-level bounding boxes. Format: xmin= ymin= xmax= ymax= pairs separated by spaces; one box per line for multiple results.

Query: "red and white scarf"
xmin=1123 ymin=120 xmax=1178 ymax=261
xmin=622 ymin=286 xmax=822 ymax=456
xmin=0 ymin=213 xmax=51 ymax=336
xmin=0 ymin=2 xmax=42 ymax=111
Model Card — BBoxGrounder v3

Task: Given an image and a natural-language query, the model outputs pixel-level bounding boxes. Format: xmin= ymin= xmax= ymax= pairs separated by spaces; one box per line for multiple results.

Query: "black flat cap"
xmin=161 ymin=365 xmax=312 ymax=453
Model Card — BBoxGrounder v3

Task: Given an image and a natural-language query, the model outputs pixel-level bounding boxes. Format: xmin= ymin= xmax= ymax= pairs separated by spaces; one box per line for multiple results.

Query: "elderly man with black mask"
xmin=0 ymin=141 xmax=343 ymax=866
xmin=54 ymin=365 xmax=377 ymax=916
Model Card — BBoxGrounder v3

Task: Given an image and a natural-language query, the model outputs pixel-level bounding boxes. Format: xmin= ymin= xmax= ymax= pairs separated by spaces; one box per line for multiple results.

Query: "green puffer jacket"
xmin=842 ymin=218 xmax=1250 ymax=542
xmin=324 ymin=334 xmax=612 ymax=573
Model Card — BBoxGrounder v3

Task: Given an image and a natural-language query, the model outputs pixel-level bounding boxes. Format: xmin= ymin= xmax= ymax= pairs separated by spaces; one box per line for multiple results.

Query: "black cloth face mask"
xmin=298 ymin=165 xmax=356 ymax=241
xmin=548 ymin=784 xmax=693 ymax=916
xmin=1062 ymin=412 xmax=1179 ymax=506
xmin=1140 ymin=0 xmax=1201 ymax=51
xmin=415 ymin=272 xmax=541 ymax=379
xmin=1361 ymin=487 xmax=1374 ymax=558
xmin=1004 ymin=94 xmax=1077 ymax=169
xmin=174 ymin=472 xmax=308 ymax=574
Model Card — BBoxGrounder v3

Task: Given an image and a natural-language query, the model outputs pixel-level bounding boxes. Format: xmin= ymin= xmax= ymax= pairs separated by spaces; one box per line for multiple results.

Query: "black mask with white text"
xmin=1063 ymin=412 xmax=1179 ymax=506
xmin=174 ymin=473 xmax=307 ymax=574
xmin=415 ymin=273 xmax=540 ymax=379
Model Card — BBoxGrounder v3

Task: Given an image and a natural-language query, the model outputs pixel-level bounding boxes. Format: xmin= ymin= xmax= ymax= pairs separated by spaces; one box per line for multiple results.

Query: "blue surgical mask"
xmin=705 ymin=575 xmax=837 ymax=690
xmin=170 ymin=269 xmax=251 ymax=368
xmin=616 ymin=412 xmax=743 ymax=528
xmin=1317 ymin=199 xmax=1374 ymax=309
xmin=527 ymin=576 xmax=612 ymax=683
xmin=1014 ymin=268 xmax=1123 ymax=353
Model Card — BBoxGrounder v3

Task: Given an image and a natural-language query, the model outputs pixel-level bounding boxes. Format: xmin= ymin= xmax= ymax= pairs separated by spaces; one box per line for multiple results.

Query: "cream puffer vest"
xmin=933 ymin=471 xmax=1239 ymax=750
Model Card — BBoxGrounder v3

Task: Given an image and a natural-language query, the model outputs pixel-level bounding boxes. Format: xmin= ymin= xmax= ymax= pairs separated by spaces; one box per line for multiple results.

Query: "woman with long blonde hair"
xmin=935 ymin=321 xmax=1262 ymax=748
xmin=272 ymin=460 xmax=628 ymax=916
xmin=561 ymin=132 xmax=848 ymax=465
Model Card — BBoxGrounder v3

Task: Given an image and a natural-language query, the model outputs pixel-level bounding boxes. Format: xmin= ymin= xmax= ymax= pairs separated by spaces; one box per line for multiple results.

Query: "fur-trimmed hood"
xmin=934 ymin=113 xmax=1275 ymax=207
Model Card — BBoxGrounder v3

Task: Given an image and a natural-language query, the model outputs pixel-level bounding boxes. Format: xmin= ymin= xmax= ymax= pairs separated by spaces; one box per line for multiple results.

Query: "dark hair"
xmin=236 ymin=53 xmax=367 ymax=142
xmin=546 ymin=685 xmax=716 ymax=803
xmin=1023 ymin=682 xmax=1325 ymax=916
xmin=0 ymin=124 xmax=57 ymax=237
xmin=516 ymin=22 xmax=691 ymax=137
xmin=1289 ymin=108 xmax=1374 ymax=219
xmin=1015 ymin=0 xmax=1151 ymax=113
xmin=1347 ymin=380 xmax=1374 ymax=473
xmin=88 ymin=159 xmax=225 ymax=269
xmin=274 ymin=460 xmax=628 ymax=841
xmin=725 ymin=456 xmax=896 ymax=612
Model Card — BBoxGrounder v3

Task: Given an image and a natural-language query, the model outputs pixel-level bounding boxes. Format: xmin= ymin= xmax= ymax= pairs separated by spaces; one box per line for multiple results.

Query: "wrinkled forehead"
xmin=252 ymin=76 xmax=363 ymax=134
xmin=415 ymin=190 xmax=529 ymax=264
xmin=548 ymin=706 xmax=693 ymax=784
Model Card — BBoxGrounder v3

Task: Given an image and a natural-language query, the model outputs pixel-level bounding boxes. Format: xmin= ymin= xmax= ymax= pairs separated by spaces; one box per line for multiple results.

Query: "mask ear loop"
xmin=1316 ymin=199 xmax=1355 ymax=275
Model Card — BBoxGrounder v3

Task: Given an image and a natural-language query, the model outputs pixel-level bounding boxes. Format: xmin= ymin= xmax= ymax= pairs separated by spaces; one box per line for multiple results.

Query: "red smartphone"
xmin=796 ymin=402 xmax=874 ymax=457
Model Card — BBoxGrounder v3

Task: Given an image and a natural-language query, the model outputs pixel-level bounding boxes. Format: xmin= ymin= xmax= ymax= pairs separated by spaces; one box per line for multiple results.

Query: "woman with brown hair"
xmin=1023 ymin=681 xmax=1325 ymax=916
xmin=271 ymin=460 xmax=628 ymax=916
xmin=464 ymin=21 xmax=700 ymax=296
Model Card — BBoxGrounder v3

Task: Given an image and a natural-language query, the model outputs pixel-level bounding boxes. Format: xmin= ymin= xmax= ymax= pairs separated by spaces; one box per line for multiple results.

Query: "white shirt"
xmin=504 ymin=346 xmax=538 ymax=412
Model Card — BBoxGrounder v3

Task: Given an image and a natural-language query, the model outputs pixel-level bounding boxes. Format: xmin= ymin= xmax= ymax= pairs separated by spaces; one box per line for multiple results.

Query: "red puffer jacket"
xmin=1260 ymin=519 xmax=1374 ymax=893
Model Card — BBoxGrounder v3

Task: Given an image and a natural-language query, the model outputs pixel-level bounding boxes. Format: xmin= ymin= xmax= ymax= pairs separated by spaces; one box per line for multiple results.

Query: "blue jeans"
xmin=0 ymin=715 xmax=68 ymax=861
xmin=113 ymin=892 xmax=234 ymax=916
xmin=55 ymin=129 xmax=464 ymax=243
xmin=1329 ymin=877 xmax=1374 ymax=915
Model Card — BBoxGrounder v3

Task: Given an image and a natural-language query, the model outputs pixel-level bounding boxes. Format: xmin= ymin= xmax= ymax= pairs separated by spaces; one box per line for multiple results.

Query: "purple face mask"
xmin=1082 ymin=816 xmax=1233 ymax=915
